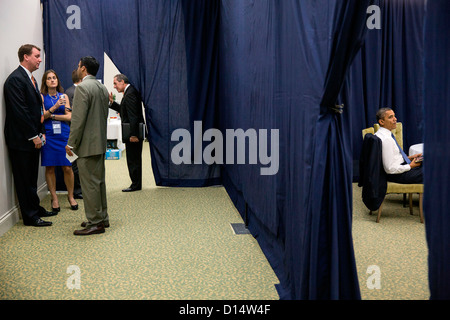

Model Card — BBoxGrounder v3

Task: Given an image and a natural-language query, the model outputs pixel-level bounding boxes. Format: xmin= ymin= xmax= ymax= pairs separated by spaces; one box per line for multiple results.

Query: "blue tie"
xmin=392 ymin=133 xmax=411 ymax=164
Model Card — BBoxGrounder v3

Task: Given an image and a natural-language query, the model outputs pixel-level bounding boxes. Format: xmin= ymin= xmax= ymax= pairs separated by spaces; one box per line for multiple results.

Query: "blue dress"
xmin=41 ymin=93 xmax=71 ymax=166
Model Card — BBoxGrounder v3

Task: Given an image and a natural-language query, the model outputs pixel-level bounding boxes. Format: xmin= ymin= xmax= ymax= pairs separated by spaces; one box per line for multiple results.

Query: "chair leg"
xmin=376 ymin=202 xmax=384 ymax=223
xmin=409 ymin=193 xmax=413 ymax=215
xmin=419 ymin=193 xmax=424 ymax=224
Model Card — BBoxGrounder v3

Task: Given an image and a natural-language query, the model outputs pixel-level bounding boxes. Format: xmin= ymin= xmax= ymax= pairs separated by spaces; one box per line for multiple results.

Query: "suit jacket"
xmin=358 ymin=133 xmax=387 ymax=211
xmin=110 ymin=85 xmax=144 ymax=139
xmin=65 ymin=84 xmax=76 ymax=107
xmin=68 ymin=75 xmax=109 ymax=158
xmin=3 ymin=66 xmax=44 ymax=151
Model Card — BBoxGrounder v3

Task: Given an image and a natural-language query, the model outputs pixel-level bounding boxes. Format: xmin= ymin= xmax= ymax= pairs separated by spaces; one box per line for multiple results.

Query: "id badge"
xmin=52 ymin=121 xmax=61 ymax=134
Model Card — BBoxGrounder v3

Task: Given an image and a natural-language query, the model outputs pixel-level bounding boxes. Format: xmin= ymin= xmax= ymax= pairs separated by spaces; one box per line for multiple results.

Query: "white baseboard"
xmin=0 ymin=206 xmax=20 ymax=237
xmin=0 ymin=183 xmax=48 ymax=237
xmin=37 ymin=182 xmax=48 ymax=199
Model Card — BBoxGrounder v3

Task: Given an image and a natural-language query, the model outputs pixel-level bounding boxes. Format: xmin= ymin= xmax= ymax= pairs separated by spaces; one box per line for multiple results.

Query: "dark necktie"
xmin=31 ymin=75 xmax=44 ymax=123
xmin=31 ymin=75 xmax=38 ymax=91
xmin=392 ymin=133 xmax=411 ymax=164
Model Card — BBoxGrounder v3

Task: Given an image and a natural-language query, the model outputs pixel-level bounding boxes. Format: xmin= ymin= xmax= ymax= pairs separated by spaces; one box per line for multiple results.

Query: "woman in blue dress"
xmin=40 ymin=70 xmax=78 ymax=213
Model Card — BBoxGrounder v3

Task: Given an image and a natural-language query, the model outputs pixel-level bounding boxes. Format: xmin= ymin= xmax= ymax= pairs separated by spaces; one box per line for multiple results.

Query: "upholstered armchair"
xmin=361 ymin=123 xmax=424 ymax=223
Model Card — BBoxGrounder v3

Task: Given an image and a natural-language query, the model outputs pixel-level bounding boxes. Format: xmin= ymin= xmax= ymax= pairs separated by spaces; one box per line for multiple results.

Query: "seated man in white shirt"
xmin=374 ymin=107 xmax=423 ymax=184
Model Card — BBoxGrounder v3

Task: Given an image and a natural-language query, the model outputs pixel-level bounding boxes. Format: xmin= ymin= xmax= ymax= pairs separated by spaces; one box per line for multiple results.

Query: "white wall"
xmin=104 ymin=53 xmax=122 ymax=118
xmin=0 ymin=0 xmax=47 ymax=236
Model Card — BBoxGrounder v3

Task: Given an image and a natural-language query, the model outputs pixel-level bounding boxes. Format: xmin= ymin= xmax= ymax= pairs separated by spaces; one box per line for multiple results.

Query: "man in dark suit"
xmin=109 ymin=74 xmax=145 ymax=192
xmin=3 ymin=44 xmax=56 ymax=227
xmin=64 ymin=69 xmax=81 ymax=104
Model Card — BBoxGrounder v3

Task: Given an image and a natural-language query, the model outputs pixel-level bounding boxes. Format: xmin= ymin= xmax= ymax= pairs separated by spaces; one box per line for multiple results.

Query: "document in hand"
xmin=66 ymin=151 xmax=78 ymax=163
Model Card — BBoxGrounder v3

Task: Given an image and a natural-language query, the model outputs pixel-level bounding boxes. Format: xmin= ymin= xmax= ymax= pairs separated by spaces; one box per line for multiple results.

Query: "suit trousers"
xmin=72 ymin=159 xmax=82 ymax=196
xmin=387 ymin=166 xmax=423 ymax=184
xmin=8 ymin=147 xmax=46 ymax=223
xmin=77 ymin=154 xmax=109 ymax=227
xmin=125 ymin=140 xmax=143 ymax=189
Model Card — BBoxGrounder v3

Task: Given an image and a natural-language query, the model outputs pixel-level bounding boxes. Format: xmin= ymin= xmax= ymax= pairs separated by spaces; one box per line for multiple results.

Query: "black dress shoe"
xmin=74 ymin=193 xmax=83 ymax=199
xmin=40 ymin=210 xmax=58 ymax=217
xmin=74 ymin=223 xmax=105 ymax=236
xmin=122 ymin=187 xmax=141 ymax=192
xmin=24 ymin=218 xmax=52 ymax=227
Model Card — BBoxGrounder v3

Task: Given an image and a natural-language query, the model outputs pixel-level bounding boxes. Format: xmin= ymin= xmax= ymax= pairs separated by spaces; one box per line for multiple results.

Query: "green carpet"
xmin=0 ymin=143 xmax=280 ymax=300
xmin=352 ymin=183 xmax=429 ymax=300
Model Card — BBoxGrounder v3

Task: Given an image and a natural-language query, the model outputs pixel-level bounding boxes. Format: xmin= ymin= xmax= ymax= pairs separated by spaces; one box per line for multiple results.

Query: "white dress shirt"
xmin=375 ymin=126 xmax=411 ymax=174
xmin=20 ymin=65 xmax=33 ymax=81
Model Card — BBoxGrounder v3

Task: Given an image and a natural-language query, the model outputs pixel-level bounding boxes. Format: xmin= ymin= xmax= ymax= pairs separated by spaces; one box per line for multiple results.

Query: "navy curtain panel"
xmin=181 ymin=0 xmax=220 ymax=133
xmin=301 ymin=0 xmax=372 ymax=300
xmin=219 ymin=0 xmax=371 ymax=299
xmin=42 ymin=0 xmax=221 ymax=187
xmin=424 ymin=0 xmax=450 ymax=300
xmin=42 ymin=0 xmax=105 ymax=89
xmin=348 ymin=0 xmax=426 ymax=180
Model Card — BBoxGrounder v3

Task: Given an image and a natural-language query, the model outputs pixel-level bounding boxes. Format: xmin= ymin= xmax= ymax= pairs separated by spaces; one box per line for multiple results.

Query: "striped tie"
xmin=31 ymin=75 xmax=38 ymax=91
xmin=32 ymin=75 xmax=44 ymax=123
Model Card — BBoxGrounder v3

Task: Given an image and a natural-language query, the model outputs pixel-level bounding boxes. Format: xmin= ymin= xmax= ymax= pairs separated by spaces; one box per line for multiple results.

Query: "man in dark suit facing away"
xmin=3 ymin=44 xmax=56 ymax=227
xmin=64 ymin=69 xmax=83 ymax=200
xmin=108 ymin=74 xmax=145 ymax=192
xmin=64 ymin=69 xmax=81 ymax=105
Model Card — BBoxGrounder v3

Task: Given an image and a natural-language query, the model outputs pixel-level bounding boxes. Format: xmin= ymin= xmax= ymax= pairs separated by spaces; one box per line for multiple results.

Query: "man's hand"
xmin=130 ymin=136 xmax=139 ymax=143
xmin=409 ymin=153 xmax=423 ymax=168
xmin=33 ymin=136 xmax=42 ymax=149
xmin=65 ymin=145 xmax=73 ymax=157
xmin=410 ymin=158 xmax=422 ymax=168
xmin=109 ymin=92 xmax=114 ymax=104
xmin=408 ymin=153 xmax=422 ymax=161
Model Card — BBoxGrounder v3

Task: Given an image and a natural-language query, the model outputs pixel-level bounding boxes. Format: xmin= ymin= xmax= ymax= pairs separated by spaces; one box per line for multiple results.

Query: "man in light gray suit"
xmin=66 ymin=56 xmax=109 ymax=236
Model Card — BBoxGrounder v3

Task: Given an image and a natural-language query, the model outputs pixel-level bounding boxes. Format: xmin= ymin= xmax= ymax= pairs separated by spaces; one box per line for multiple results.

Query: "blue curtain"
xmin=423 ymin=0 xmax=450 ymax=300
xmin=42 ymin=0 xmax=221 ymax=187
xmin=103 ymin=0 xmax=221 ymax=187
xmin=300 ymin=0 xmax=372 ymax=300
xmin=42 ymin=0 xmax=105 ymax=89
xmin=181 ymin=0 xmax=220 ymax=133
xmin=219 ymin=0 xmax=371 ymax=299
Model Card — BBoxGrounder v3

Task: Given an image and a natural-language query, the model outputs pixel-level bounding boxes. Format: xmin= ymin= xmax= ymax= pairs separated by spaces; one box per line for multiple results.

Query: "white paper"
xmin=66 ymin=151 xmax=78 ymax=163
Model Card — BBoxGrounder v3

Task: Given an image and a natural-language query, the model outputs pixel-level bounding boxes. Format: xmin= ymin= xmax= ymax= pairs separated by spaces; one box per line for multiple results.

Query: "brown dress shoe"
xmin=74 ymin=223 xmax=105 ymax=236
xmin=81 ymin=221 xmax=109 ymax=228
